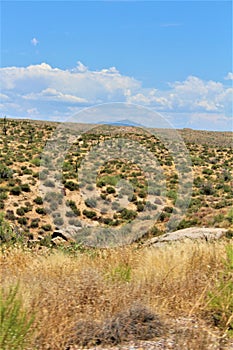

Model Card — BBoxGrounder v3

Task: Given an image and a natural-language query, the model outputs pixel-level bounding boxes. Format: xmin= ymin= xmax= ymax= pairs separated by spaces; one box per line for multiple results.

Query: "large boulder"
xmin=144 ymin=227 xmax=228 ymax=247
xmin=52 ymin=225 xmax=81 ymax=243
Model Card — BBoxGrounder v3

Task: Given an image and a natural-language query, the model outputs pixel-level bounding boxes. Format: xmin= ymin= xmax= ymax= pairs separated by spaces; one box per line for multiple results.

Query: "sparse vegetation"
xmin=0 ymin=118 xmax=232 ymax=349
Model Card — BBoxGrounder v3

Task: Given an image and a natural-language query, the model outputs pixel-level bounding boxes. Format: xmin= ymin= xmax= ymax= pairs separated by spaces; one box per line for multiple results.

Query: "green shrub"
xmin=21 ymin=184 xmax=31 ymax=192
xmin=136 ymin=202 xmax=145 ymax=212
xmin=16 ymin=208 xmax=25 ymax=216
xmin=83 ymin=209 xmax=97 ymax=219
xmin=226 ymin=208 xmax=233 ymax=225
xmin=17 ymin=217 xmax=28 ymax=225
xmin=10 ymin=186 xmax=21 ymax=196
xmin=0 ymin=284 xmax=34 ymax=349
xmin=106 ymin=186 xmax=116 ymax=194
xmin=200 ymin=183 xmax=215 ymax=195
xmin=30 ymin=220 xmax=39 ymax=228
xmin=0 ymin=164 xmax=13 ymax=180
xmin=33 ymin=196 xmax=43 ymax=205
xmin=120 ymin=208 xmax=137 ymax=221
xmin=64 ymin=181 xmax=79 ymax=191
xmin=66 ymin=200 xmax=80 ymax=216
xmin=36 ymin=207 xmax=47 ymax=215
xmin=31 ymin=157 xmax=41 ymax=166
xmin=97 ymin=175 xmax=120 ymax=187
xmin=41 ymin=224 xmax=52 ymax=232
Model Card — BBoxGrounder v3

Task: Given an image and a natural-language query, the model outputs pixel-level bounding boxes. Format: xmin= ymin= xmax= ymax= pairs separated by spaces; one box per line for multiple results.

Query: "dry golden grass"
xmin=0 ymin=240 xmax=232 ymax=349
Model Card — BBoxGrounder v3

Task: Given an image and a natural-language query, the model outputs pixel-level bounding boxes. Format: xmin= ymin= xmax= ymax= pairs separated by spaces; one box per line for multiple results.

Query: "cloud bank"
xmin=0 ymin=62 xmax=232 ymax=130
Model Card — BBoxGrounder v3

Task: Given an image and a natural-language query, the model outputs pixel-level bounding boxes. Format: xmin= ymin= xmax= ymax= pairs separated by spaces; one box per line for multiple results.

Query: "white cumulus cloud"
xmin=0 ymin=62 xmax=232 ymax=130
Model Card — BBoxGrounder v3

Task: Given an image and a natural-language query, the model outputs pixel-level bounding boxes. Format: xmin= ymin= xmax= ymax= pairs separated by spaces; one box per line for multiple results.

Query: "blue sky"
xmin=0 ymin=1 xmax=232 ymax=130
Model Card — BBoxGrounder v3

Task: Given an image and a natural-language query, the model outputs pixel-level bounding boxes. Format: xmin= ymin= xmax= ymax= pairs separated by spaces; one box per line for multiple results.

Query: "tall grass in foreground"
xmin=0 ymin=284 xmax=34 ymax=350
xmin=0 ymin=240 xmax=232 ymax=349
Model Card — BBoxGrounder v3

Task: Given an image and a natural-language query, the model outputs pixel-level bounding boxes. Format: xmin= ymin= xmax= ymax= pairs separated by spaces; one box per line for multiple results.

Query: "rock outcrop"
xmin=144 ymin=227 xmax=228 ymax=247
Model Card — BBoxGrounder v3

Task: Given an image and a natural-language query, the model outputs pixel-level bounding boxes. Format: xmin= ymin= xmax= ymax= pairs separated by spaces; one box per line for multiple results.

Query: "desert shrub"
xmin=177 ymin=218 xmax=199 ymax=229
xmin=222 ymin=170 xmax=231 ymax=182
xmin=39 ymin=172 xmax=47 ymax=181
xmin=101 ymin=218 xmax=115 ymax=226
xmin=53 ymin=217 xmax=64 ymax=226
xmin=106 ymin=186 xmax=116 ymax=194
xmin=97 ymin=175 xmax=120 ymax=188
xmin=36 ymin=207 xmax=47 ymax=215
xmin=85 ymin=197 xmax=97 ymax=208
xmin=22 ymin=168 xmax=33 ymax=175
xmin=65 ymin=210 xmax=76 ymax=218
xmin=16 ymin=207 xmax=25 ymax=216
xmin=44 ymin=180 xmax=55 ymax=188
xmin=66 ymin=200 xmax=80 ymax=216
xmin=86 ymin=184 xmax=94 ymax=191
xmin=5 ymin=210 xmax=16 ymax=221
xmin=0 ymin=164 xmax=13 ymax=180
xmin=44 ymin=192 xmax=63 ymax=204
xmin=8 ymin=179 xmax=18 ymax=187
xmin=30 ymin=218 xmax=40 ymax=228
xmin=148 ymin=225 xmax=162 ymax=236
xmin=49 ymin=201 xmax=58 ymax=211
xmin=212 ymin=214 xmax=224 ymax=225
xmin=225 ymin=230 xmax=233 ymax=239
xmin=10 ymin=186 xmax=21 ymax=196
xmin=167 ymin=190 xmax=177 ymax=201
xmin=146 ymin=201 xmax=158 ymax=210
xmin=119 ymin=208 xmax=137 ymax=221
xmin=17 ymin=217 xmax=28 ymax=225
xmin=31 ymin=157 xmax=41 ymax=167
xmin=64 ymin=181 xmax=79 ymax=191
xmin=0 ymin=191 xmax=7 ymax=201
xmin=226 ymin=208 xmax=233 ymax=225
xmin=214 ymin=200 xmax=227 ymax=209
xmin=222 ymin=184 xmax=232 ymax=193
xmin=41 ymin=224 xmax=52 ymax=232
xmin=83 ymin=209 xmax=97 ymax=219
xmin=200 ymin=183 xmax=215 ymax=195
xmin=33 ymin=196 xmax=43 ymax=205
xmin=21 ymin=183 xmax=31 ymax=192
xmin=68 ymin=218 xmax=82 ymax=227
xmin=138 ymin=190 xmax=147 ymax=199
xmin=202 ymin=168 xmax=213 ymax=175
xmin=0 ymin=284 xmax=34 ymax=349
xmin=163 ymin=206 xmax=173 ymax=213
xmin=136 ymin=201 xmax=145 ymax=212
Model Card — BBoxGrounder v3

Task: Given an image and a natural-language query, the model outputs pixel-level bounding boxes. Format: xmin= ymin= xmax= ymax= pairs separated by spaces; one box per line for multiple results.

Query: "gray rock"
xmin=145 ymin=227 xmax=227 ymax=247
xmin=52 ymin=225 xmax=81 ymax=241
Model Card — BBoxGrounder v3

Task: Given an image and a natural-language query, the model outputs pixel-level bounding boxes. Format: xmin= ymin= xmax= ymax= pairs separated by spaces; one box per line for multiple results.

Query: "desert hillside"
xmin=0 ymin=118 xmax=232 ymax=246
xmin=0 ymin=117 xmax=232 ymax=350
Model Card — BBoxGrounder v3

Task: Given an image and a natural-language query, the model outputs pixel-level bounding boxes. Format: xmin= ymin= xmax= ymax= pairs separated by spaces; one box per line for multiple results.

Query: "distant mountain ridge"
xmin=97 ymin=119 xmax=144 ymax=127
